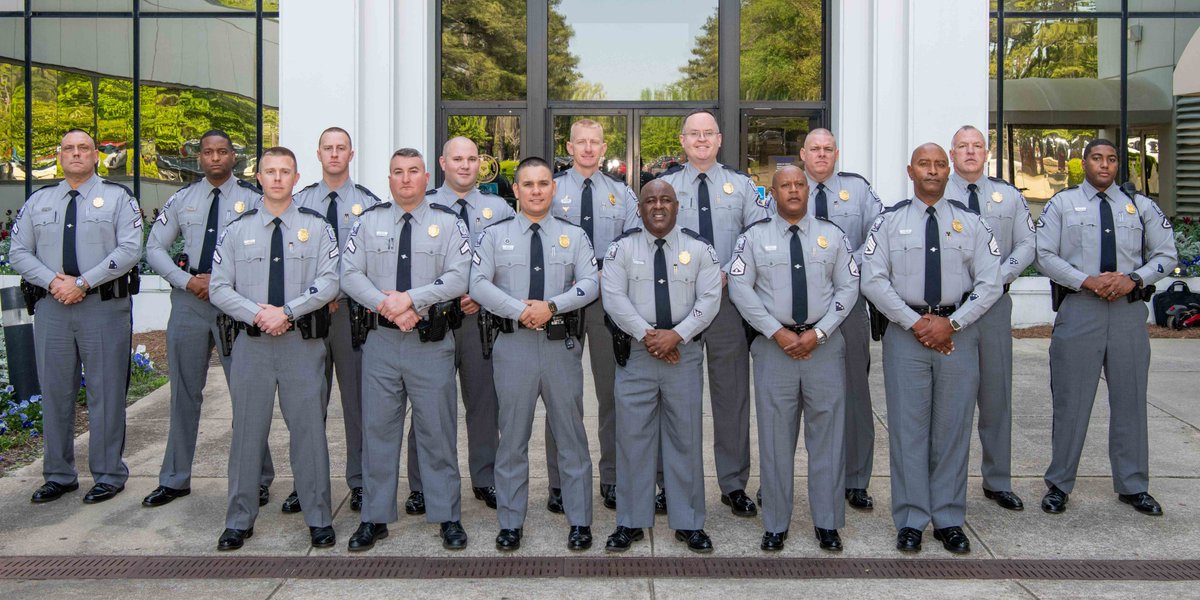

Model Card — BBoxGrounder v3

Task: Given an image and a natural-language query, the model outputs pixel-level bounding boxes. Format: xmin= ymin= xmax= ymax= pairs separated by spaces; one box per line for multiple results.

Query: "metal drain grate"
xmin=2 ymin=556 xmax=1200 ymax=581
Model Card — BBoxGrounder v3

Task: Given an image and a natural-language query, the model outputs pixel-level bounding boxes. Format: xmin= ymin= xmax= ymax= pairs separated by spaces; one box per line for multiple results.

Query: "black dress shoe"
xmin=441 ymin=521 xmax=469 ymax=550
xmin=568 ymin=525 xmax=593 ymax=551
xmin=761 ymin=530 xmax=788 ymax=552
xmin=82 ymin=483 xmax=124 ymax=504
xmin=31 ymin=481 xmax=79 ymax=503
xmin=217 ymin=527 xmax=253 ymax=551
xmin=281 ymin=490 xmax=301 ymax=513
xmin=846 ymin=488 xmax=874 ymax=510
xmin=405 ymin=491 xmax=426 ymax=515
xmin=933 ymin=526 xmax=971 ymax=554
xmin=546 ymin=488 xmax=564 ymax=514
xmin=814 ymin=527 xmax=843 ymax=552
xmin=983 ymin=488 xmax=1024 ymax=511
xmin=348 ymin=522 xmax=388 ymax=552
xmin=142 ymin=485 xmax=190 ymax=507
xmin=675 ymin=529 xmax=714 ymax=554
xmin=600 ymin=484 xmax=617 ymax=510
xmin=473 ymin=486 xmax=498 ymax=509
xmin=896 ymin=527 xmax=922 ymax=552
xmin=310 ymin=525 xmax=336 ymax=548
xmin=495 ymin=528 xmax=522 ymax=551
xmin=605 ymin=526 xmax=644 ymax=553
xmin=655 ymin=489 xmax=668 ymax=515
xmin=1119 ymin=492 xmax=1164 ymax=516
xmin=258 ymin=484 xmax=270 ymax=507
xmin=721 ymin=489 xmax=758 ymax=517
xmin=350 ymin=487 xmax=363 ymax=512
xmin=1041 ymin=486 xmax=1069 ymax=514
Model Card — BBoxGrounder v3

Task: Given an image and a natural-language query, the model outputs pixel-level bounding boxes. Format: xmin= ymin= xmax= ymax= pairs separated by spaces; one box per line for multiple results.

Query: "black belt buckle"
xmin=546 ymin=315 xmax=568 ymax=340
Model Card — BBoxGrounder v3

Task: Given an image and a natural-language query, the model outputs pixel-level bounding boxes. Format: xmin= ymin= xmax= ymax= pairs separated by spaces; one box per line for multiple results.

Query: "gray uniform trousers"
xmin=493 ymin=329 xmax=593 ymax=529
xmin=842 ymin=296 xmax=874 ymax=490
xmin=1045 ymin=294 xmax=1151 ymax=495
xmin=615 ymin=342 xmax=706 ymax=531
xmin=976 ymin=293 xmax=1015 ymax=492
xmin=361 ymin=328 xmax=461 ymax=524
xmin=883 ymin=326 xmax=980 ymax=530
xmin=547 ymin=302 xmax=617 ymax=489
xmin=323 ymin=306 xmax=363 ymax=489
xmin=753 ymin=332 xmax=847 ymax=533
xmin=33 ymin=294 xmax=130 ymax=487
xmin=407 ymin=311 xmax=498 ymax=491
xmin=705 ymin=290 xmax=752 ymax=494
xmin=225 ymin=331 xmax=332 ymax=530
xmin=159 ymin=289 xmax=274 ymax=489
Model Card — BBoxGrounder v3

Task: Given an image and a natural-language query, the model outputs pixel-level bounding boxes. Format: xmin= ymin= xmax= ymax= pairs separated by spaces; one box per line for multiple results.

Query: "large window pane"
xmin=141 ymin=1 xmax=279 ymax=11
xmin=441 ymin=0 xmax=527 ymax=101
xmin=32 ymin=0 xmax=133 ymax=10
xmin=745 ymin=115 xmax=814 ymax=189
xmin=740 ymin=0 xmax=823 ymax=101
xmin=1002 ymin=1 xmax=1097 ymax=11
xmin=637 ymin=115 xmax=684 ymax=183
xmin=0 ymin=17 xmax=22 ymax=215
xmin=551 ymin=114 xmax=627 ymax=181
xmin=547 ymin=0 xmax=718 ymax=101
xmin=263 ymin=17 xmax=278 ymax=149
xmin=446 ymin=114 xmax=521 ymax=207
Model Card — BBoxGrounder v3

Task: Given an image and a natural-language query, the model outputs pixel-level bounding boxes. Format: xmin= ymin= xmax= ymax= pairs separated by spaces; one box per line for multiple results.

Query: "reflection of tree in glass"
xmin=994 ymin=17 xmax=1097 ymax=79
xmin=639 ymin=116 xmax=684 ymax=172
xmin=551 ymin=116 xmax=627 ymax=172
xmin=671 ymin=10 xmax=718 ymax=101
xmin=141 ymin=85 xmax=257 ymax=182
xmin=442 ymin=0 xmax=527 ymax=101
xmin=740 ymin=0 xmax=822 ymax=102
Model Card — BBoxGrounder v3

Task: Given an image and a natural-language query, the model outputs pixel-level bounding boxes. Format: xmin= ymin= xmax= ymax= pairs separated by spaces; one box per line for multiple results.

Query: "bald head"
xmin=771 ymin=164 xmax=810 ymax=222
xmin=440 ymin=136 xmax=481 ymax=194
xmin=800 ymin=128 xmax=838 ymax=182
xmin=908 ymin=143 xmax=950 ymax=204
xmin=639 ymin=179 xmax=679 ymax=237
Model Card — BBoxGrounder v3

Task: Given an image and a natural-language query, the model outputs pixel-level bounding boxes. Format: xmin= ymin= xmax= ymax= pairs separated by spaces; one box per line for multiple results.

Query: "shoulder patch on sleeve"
xmin=848 ymin=258 xmax=860 ymax=278
xmin=739 ymin=216 xmax=771 ymax=235
xmin=729 ymin=255 xmax=747 ymax=276
xmin=733 ymin=234 xmax=747 ymax=254
xmin=605 ymin=241 xmax=619 ymax=261
xmin=706 ymin=245 xmax=719 ymax=264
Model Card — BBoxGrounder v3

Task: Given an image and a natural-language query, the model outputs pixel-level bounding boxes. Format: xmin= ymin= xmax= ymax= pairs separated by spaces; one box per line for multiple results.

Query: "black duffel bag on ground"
xmin=1152 ymin=280 xmax=1200 ymax=328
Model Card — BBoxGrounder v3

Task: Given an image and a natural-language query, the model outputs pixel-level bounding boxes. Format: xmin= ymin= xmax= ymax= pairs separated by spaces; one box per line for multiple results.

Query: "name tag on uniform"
xmin=501 ymin=244 xmax=515 ymax=251
xmin=633 ymin=259 xmax=645 ymax=265
xmin=899 ymin=229 xmax=912 ymax=235
xmin=1074 ymin=206 xmax=1088 ymax=212
xmin=763 ymin=245 xmax=776 ymax=251
xmin=376 ymin=231 xmax=389 ymax=237
xmin=243 ymin=239 xmax=256 ymax=246
xmin=186 ymin=205 xmax=197 ymax=211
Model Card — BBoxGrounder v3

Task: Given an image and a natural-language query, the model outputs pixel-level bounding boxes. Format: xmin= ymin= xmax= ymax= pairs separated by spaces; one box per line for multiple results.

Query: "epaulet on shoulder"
xmin=174 ymin=181 xmax=196 ymax=193
xmin=1049 ymin=185 xmax=1078 ymax=200
xmin=425 ymin=188 xmax=437 ymax=196
xmin=838 ymin=171 xmax=869 ymax=183
xmin=361 ymin=201 xmax=390 ymax=214
xmin=553 ymin=169 xmax=569 ymax=179
xmin=948 ymin=199 xmax=978 ymax=215
xmin=722 ymin=164 xmax=752 ymax=178
xmin=299 ymin=182 xmax=319 ymax=191
xmin=602 ymin=170 xmax=625 ymax=184
xmin=236 ymin=179 xmax=262 ymax=193
xmin=814 ymin=215 xmax=846 ymax=234
xmin=987 ymin=176 xmax=1017 ymax=190
xmin=430 ymin=203 xmax=458 ymax=217
xmin=612 ymin=227 xmax=641 ymax=243
xmin=680 ymin=227 xmax=712 ymax=245
xmin=354 ymin=183 xmax=382 ymax=202
xmin=882 ymin=199 xmax=910 ymax=214
xmin=101 ymin=178 xmax=134 ymax=196
xmin=553 ymin=215 xmax=584 ymax=230
xmin=35 ymin=182 xmax=58 ymax=193
xmin=740 ymin=216 xmax=771 ymax=234
xmin=1120 ymin=182 xmax=1142 ymax=200
xmin=230 ymin=208 xmax=258 ymax=222
xmin=658 ymin=164 xmax=684 ymax=178
xmin=484 ymin=215 xmax=514 ymax=229
xmin=297 ymin=206 xmax=326 ymax=219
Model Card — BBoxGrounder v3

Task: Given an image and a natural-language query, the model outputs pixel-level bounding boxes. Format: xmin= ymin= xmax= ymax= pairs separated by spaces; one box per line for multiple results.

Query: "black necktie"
xmin=924 ymin=206 xmax=942 ymax=307
xmin=62 ymin=190 xmax=80 ymax=277
xmin=815 ymin=183 xmax=828 ymax=219
xmin=197 ymin=188 xmax=221 ymax=273
xmin=1098 ymin=192 xmax=1117 ymax=273
xmin=697 ymin=173 xmax=714 ymax=243
xmin=789 ymin=225 xmax=808 ymax=325
xmin=397 ymin=213 xmax=412 ymax=291
xmin=967 ymin=183 xmax=980 ymax=213
xmin=269 ymin=217 xmax=284 ymax=306
xmin=324 ymin=191 xmax=340 ymax=245
xmin=456 ymin=198 xmax=470 ymax=232
xmin=654 ymin=238 xmax=672 ymax=329
xmin=529 ymin=223 xmax=544 ymax=300
xmin=581 ymin=178 xmax=594 ymax=242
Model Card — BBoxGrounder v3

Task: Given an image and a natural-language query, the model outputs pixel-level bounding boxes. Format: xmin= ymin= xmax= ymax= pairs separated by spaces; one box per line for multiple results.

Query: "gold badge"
xmin=991 ymin=191 xmax=1003 ymax=203
xmin=838 ymin=189 xmax=850 ymax=202
xmin=1125 ymin=203 xmax=1137 ymax=215
xmin=679 ymin=250 xmax=691 ymax=265
xmin=817 ymin=235 xmax=829 ymax=249
xmin=351 ymin=203 xmax=363 ymax=216
xmin=234 ymin=201 xmax=246 ymax=213
xmin=952 ymin=219 xmax=964 ymax=233
xmin=608 ymin=193 xmax=616 ymax=205
xmin=723 ymin=182 xmax=734 ymax=195
xmin=92 ymin=197 xmax=104 ymax=208
xmin=559 ymin=234 xmax=570 ymax=248
xmin=297 ymin=228 xmax=309 ymax=242
xmin=483 ymin=207 xmax=494 ymax=219
xmin=428 ymin=224 xmax=440 ymax=237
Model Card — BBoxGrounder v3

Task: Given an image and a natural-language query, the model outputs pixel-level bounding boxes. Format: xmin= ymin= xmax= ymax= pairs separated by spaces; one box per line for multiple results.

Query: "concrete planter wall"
xmin=1010 ymin=276 xmax=1200 ymax=328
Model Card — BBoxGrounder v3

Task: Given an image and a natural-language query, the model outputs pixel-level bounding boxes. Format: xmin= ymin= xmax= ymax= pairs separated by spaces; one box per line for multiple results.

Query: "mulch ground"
xmin=1013 ymin=324 xmax=1200 ymax=339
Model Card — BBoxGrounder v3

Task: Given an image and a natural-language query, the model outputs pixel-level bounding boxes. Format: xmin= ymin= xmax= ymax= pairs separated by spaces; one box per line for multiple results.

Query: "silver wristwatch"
xmin=814 ymin=327 xmax=827 ymax=345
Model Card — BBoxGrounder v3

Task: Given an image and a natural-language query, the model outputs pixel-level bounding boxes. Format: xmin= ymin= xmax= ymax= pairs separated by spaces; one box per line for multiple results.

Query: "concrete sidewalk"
xmin=1 ymin=338 xmax=1199 ymax=598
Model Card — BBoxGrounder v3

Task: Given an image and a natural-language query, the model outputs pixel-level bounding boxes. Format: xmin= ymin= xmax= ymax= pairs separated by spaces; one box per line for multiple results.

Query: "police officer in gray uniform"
xmin=405 ymin=136 xmax=514 ymax=515
xmin=290 ymin=126 xmax=382 ymax=515
xmin=143 ymin=130 xmax=275 ymax=509
xmin=800 ymin=128 xmax=882 ymax=510
xmin=12 ymin=129 xmax=143 ymax=505
xmin=341 ymin=148 xmax=472 ymax=552
xmin=946 ymin=125 xmax=1036 ymax=511
xmin=601 ymin=179 xmax=722 ymax=554
xmin=209 ymin=147 xmax=340 ymax=551
xmin=1036 ymin=139 xmax=1177 ymax=517
xmin=546 ymin=118 xmax=640 ymax=513
xmin=470 ymin=156 xmax=599 ymax=552
xmin=657 ymin=109 xmax=771 ymax=517
xmin=729 ymin=165 xmax=859 ymax=553
xmin=861 ymin=143 xmax=1002 ymax=555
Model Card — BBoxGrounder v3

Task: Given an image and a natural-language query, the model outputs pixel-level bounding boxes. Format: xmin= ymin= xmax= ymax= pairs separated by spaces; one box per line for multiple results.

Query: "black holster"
xmin=604 ymin=314 xmax=632 ymax=367
xmin=296 ymin=309 xmax=331 ymax=340
xmin=417 ymin=298 xmax=466 ymax=343
xmin=98 ymin=267 xmax=140 ymax=301
xmin=19 ymin=279 xmax=48 ymax=316
xmin=1050 ymin=281 xmax=1074 ymax=312
xmin=348 ymin=299 xmax=377 ymax=349
xmin=742 ymin=319 xmax=761 ymax=345
xmin=1130 ymin=284 xmax=1156 ymax=303
xmin=867 ymin=301 xmax=889 ymax=340
xmin=479 ymin=311 xmax=503 ymax=359
xmin=216 ymin=313 xmax=237 ymax=357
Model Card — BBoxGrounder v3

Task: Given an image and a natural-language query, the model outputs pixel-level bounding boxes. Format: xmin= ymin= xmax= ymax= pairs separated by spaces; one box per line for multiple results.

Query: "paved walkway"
xmin=1 ymin=338 xmax=1198 ymax=598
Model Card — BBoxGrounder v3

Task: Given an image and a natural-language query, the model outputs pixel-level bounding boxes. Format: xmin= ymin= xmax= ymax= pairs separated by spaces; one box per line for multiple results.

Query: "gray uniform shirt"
xmin=293 ymin=177 xmax=383 ymax=246
xmin=551 ymin=168 xmax=640 ymax=265
xmin=469 ymin=214 xmax=599 ymax=321
xmin=1035 ymin=181 xmax=1177 ymax=290
xmin=657 ymin=162 xmax=772 ymax=263
xmin=860 ymin=198 xmax=1003 ymax=330
xmin=947 ymin=173 xmax=1036 ymax=284
xmin=601 ymin=227 xmax=723 ymax=343
xmin=209 ymin=202 xmax=340 ymax=325
xmin=728 ymin=213 xmax=860 ymax=337
xmin=146 ymin=177 xmax=262 ymax=289
xmin=340 ymin=199 xmax=472 ymax=313
xmin=806 ymin=171 xmax=882 ymax=263
xmin=428 ymin=185 xmax=515 ymax=250
xmin=10 ymin=175 xmax=143 ymax=289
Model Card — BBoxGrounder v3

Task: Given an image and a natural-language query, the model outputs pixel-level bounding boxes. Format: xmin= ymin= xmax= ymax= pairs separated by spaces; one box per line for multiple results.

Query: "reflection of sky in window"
xmin=559 ymin=0 xmax=716 ymax=100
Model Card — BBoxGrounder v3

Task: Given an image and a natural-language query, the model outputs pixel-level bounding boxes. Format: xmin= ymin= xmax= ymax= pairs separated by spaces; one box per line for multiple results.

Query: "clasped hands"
xmin=772 ymin=327 xmax=818 ymax=360
xmin=1083 ymin=272 xmax=1136 ymax=302
xmin=643 ymin=329 xmax=683 ymax=364
xmin=911 ymin=314 xmax=955 ymax=355
xmin=49 ymin=273 xmax=86 ymax=305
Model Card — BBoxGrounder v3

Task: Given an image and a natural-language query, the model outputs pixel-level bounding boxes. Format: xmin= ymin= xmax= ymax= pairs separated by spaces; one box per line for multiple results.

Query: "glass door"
xmin=441 ymin=109 xmax=525 ymax=208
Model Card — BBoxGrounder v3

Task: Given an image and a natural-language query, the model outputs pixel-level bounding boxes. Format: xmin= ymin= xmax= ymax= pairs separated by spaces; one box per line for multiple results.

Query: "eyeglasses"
xmin=682 ymin=130 xmax=718 ymax=140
